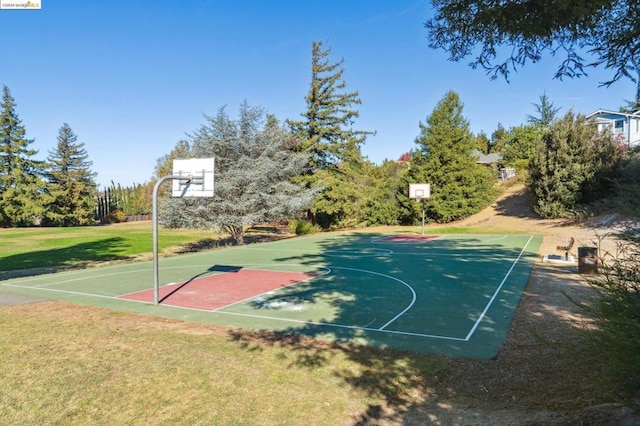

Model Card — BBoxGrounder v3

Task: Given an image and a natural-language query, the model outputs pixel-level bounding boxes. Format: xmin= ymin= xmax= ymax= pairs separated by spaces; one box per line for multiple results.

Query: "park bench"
xmin=556 ymin=237 xmax=575 ymax=261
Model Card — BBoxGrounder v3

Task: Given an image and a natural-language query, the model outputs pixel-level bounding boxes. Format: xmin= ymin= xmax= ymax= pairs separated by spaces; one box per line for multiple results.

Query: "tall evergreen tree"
xmin=490 ymin=123 xmax=509 ymax=153
xmin=526 ymin=93 xmax=561 ymax=129
xmin=400 ymin=91 xmax=496 ymax=223
xmin=528 ymin=111 xmax=618 ymax=218
xmin=45 ymin=123 xmax=97 ymax=226
xmin=0 ymin=85 xmax=49 ymax=227
xmin=287 ymin=40 xmax=373 ymax=227
xmin=288 ymin=40 xmax=371 ymax=169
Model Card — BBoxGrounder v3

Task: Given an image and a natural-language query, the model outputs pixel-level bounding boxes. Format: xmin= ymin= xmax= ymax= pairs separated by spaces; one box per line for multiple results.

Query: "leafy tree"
xmin=154 ymin=139 xmax=191 ymax=180
xmin=527 ymin=93 xmax=561 ymax=129
xmin=309 ymin=161 xmax=367 ymax=229
xmin=610 ymin=147 xmax=640 ymax=214
xmin=153 ymin=139 xmax=192 ymax=197
xmin=474 ymin=131 xmax=490 ymax=154
xmin=426 ymin=1 xmax=640 ymax=102
xmin=107 ymin=181 xmax=152 ymax=216
xmin=400 ymin=91 xmax=496 ymax=224
xmin=358 ymin=159 xmax=408 ymax=226
xmin=501 ymin=124 xmax=543 ymax=171
xmin=0 ymin=85 xmax=49 ymax=227
xmin=619 ymin=99 xmax=640 ymax=114
xmin=44 ymin=123 xmax=97 ymax=226
xmin=528 ymin=111 xmax=618 ymax=217
xmin=490 ymin=123 xmax=508 ymax=153
xmin=162 ymin=103 xmax=316 ymax=245
xmin=287 ymin=40 xmax=373 ymax=227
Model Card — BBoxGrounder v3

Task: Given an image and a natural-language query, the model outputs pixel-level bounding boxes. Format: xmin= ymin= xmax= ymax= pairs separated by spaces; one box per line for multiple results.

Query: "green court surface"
xmin=0 ymin=232 xmax=542 ymax=359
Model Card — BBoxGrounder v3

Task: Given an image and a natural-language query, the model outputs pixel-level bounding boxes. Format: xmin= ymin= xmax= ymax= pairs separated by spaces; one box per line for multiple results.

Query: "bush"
xmin=578 ymin=230 xmax=640 ymax=407
xmin=528 ymin=112 xmax=618 ymax=218
xmin=103 ymin=210 xmax=128 ymax=224
xmin=288 ymin=218 xmax=320 ymax=235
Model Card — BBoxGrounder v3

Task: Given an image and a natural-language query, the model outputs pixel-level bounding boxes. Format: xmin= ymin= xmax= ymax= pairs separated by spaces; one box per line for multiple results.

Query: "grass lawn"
xmin=0 ymin=222 xmax=518 ymax=274
xmin=0 ymin=222 xmax=217 ymax=272
xmin=0 ymin=302 xmax=446 ymax=424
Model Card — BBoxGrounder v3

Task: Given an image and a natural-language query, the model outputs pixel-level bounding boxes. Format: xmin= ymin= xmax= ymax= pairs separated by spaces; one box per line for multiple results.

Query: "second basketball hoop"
xmin=409 ymin=183 xmax=431 ymax=235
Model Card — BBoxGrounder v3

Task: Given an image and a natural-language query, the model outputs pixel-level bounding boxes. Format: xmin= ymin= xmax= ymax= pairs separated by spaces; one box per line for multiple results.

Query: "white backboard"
xmin=172 ymin=158 xmax=214 ymax=197
xmin=409 ymin=183 xmax=431 ymax=200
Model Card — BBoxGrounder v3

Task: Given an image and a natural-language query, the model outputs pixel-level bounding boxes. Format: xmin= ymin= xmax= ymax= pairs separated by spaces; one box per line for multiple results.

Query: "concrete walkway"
xmin=0 ymin=292 xmax=48 ymax=306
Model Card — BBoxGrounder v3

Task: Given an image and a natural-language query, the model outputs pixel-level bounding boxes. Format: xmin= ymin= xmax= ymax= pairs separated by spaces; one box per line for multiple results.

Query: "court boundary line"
xmin=1 ymin=235 xmax=537 ymax=344
xmin=209 ymin=309 xmax=468 ymax=341
xmin=464 ymin=235 xmax=534 ymax=341
xmin=214 ymin=265 xmax=417 ymax=331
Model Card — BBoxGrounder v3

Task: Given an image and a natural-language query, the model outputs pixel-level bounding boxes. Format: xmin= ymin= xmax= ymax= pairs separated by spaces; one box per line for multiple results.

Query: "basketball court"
xmin=0 ymin=232 xmax=541 ymax=359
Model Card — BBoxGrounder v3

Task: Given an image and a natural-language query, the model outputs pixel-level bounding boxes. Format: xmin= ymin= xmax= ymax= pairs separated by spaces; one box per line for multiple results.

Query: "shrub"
xmin=104 ymin=210 xmax=128 ymax=224
xmin=288 ymin=218 xmax=320 ymax=235
xmin=528 ymin=112 xmax=618 ymax=218
xmin=578 ymin=230 xmax=640 ymax=407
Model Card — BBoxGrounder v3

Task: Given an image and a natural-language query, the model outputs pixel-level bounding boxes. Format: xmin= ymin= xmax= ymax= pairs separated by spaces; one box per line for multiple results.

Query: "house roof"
xmin=586 ymin=109 xmax=640 ymax=119
xmin=472 ymin=149 xmax=502 ymax=164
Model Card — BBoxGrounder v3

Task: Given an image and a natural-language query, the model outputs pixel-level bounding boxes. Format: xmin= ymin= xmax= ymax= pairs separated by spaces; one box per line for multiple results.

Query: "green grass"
xmin=0 ymin=222 xmax=517 ymax=274
xmin=0 ymin=222 xmax=215 ymax=272
xmin=0 ymin=303 xmax=446 ymax=424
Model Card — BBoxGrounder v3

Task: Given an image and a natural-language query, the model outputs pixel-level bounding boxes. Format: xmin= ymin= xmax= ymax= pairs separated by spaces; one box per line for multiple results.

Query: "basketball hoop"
xmin=409 ymin=183 xmax=431 ymax=235
xmin=172 ymin=158 xmax=214 ymax=197
xmin=153 ymin=158 xmax=215 ymax=304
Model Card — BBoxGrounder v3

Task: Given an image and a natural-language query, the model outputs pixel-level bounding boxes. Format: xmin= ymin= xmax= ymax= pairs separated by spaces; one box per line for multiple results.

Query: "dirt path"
xmin=456 ymin=184 xmax=623 ymax=255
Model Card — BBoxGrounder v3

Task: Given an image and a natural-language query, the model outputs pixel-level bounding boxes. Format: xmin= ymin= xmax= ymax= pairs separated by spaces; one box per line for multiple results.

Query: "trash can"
xmin=578 ymin=246 xmax=598 ymax=274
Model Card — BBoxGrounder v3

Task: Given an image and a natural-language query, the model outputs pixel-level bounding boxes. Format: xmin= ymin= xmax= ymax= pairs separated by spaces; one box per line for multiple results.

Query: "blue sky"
xmin=1 ymin=0 xmax=636 ymax=188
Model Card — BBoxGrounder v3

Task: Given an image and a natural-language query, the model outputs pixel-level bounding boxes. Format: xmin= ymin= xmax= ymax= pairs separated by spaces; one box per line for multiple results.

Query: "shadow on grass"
xmin=0 ymin=237 xmax=131 ymax=279
xmin=175 ymin=230 xmax=293 ymax=254
xmin=227 ymin=329 xmax=447 ymax=424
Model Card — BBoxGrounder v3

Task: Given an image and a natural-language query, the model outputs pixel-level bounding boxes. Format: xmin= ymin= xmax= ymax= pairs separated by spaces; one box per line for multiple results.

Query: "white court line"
xmin=209 ymin=310 xmax=468 ymax=341
xmin=463 ymin=235 xmax=534 ymax=341
xmin=0 ymin=282 xmax=119 ymax=300
xmin=2 ymin=236 xmax=536 ymax=344
xmin=8 ymin=264 xmax=209 ymax=289
xmin=208 ymin=266 xmax=331 ymax=311
xmin=219 ymin=265 xmax=417 ymax=333
xmin=330 ymin=266 xmax=417 ymax=331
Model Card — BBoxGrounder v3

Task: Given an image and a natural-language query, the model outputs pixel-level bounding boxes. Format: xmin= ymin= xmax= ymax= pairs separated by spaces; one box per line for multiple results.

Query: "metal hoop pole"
xmin=152 ymin=175 xmax=191 ymax=305
xmin=421 ymin=198 xmax=426 ymax=235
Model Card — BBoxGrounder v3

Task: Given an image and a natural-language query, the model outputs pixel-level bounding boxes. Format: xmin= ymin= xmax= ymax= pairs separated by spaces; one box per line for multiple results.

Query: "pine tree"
xmin=528 ymin=111 xmax=618 ymax=218
xmin=45 ymin=123 xmax=97 ymax=226
xmin=288 ymin=40 xmax=371 ymax=169
xmin=287 ymin=40 xmax=373 ymax=227
xmin=526 ymin=93 xmax=561 ymax=129
xmin=0 ymin=85 xmax=49 ymax=227
xmin=401 ymin=91 xmax=496 ymax=223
